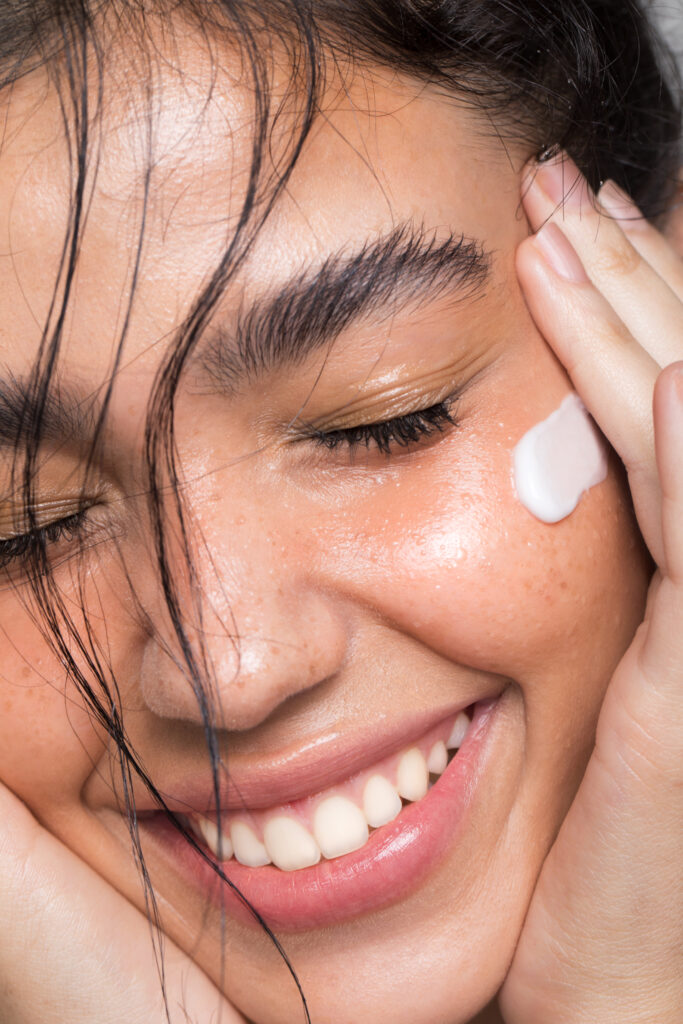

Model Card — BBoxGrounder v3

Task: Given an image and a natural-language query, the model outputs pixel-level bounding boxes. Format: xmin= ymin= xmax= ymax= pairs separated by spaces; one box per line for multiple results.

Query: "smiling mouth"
xmin=183 ymin=708 xmax=474 ymax=872
xmin=141 ymin=694 xmax=505 ymax=929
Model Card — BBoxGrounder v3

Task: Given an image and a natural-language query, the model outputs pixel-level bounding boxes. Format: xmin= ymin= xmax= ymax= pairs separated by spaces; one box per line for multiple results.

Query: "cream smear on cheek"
xmin=513 ymin=393 xmax=608 ymax=523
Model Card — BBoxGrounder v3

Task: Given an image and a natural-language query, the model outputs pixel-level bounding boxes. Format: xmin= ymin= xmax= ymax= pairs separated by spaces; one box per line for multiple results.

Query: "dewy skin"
xmin=513 ymin=393 xmax=608 ymax=524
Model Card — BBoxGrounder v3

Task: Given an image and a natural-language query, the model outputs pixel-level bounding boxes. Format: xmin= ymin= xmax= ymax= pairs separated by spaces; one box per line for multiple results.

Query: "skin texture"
xmin=0 ymin=20 xmax=680 ymax=1024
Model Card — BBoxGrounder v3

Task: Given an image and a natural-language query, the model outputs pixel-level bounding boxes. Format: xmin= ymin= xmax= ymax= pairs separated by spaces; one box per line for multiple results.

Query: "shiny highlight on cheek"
xmin=513 ymin=393 xmax=608 ymax=524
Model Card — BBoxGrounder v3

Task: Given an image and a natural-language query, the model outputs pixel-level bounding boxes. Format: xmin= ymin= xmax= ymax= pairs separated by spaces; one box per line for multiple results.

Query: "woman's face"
xmin=0 ymin=27 xmax=652 ymax=1024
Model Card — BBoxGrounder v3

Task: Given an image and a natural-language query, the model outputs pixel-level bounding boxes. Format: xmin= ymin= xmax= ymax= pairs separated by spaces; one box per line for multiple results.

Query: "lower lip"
xmin=143 ymin=697 xmax=502 ymax=932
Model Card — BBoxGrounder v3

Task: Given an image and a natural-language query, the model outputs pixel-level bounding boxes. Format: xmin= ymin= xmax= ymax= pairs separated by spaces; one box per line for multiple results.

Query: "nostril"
xmin=139 ymin=595 xmax=349 ymax=732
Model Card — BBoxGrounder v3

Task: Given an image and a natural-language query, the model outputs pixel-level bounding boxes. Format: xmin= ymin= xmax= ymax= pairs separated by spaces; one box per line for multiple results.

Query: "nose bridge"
xmin=139 ymin=484 xmax=348 ymax=731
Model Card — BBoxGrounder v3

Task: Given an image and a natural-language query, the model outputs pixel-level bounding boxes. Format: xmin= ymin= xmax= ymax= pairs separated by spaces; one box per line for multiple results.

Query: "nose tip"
xmin=139 ymin=591 xmax=348 ymax=731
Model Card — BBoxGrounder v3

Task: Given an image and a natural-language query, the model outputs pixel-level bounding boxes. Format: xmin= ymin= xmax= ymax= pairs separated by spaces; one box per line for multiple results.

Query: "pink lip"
xmin=141 ymin=696 xmax=503 ymax=931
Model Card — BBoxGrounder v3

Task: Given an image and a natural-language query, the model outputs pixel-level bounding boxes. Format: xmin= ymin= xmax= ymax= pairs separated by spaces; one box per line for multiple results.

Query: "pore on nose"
xmin=138 ymin=585 xmax=348 ymax=731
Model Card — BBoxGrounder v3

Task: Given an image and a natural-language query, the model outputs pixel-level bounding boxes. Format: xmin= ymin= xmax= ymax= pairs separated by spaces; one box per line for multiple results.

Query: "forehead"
xmin=0 ymin=25 xmax=521 ymax=390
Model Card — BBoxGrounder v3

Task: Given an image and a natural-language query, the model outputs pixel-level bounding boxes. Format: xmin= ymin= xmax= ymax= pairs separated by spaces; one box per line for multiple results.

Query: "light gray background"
xmin=650 ymin=0 xmax=683 ymax=72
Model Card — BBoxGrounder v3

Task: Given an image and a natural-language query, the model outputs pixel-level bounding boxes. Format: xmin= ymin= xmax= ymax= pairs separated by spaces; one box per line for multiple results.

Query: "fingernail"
xmin=534 ymin=153 xmax=589 ymax=210
xmin=598 ymin=180 xmax=648 ymax=232
xmin=533 ymin=223 xmax=588 ymax=283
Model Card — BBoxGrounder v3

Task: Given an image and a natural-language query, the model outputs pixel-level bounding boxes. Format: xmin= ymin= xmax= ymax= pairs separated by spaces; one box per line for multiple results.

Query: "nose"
xmin=138 ymin=487 xmax=349 ymax=732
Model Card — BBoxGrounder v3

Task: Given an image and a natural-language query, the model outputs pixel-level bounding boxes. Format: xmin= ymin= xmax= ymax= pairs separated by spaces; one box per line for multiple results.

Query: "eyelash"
xmin=0 ymin=401 xmax=456 ymax=569
xmin=310 ymin=399 xmax=457 ymax=454
xmin=0 ymin=509 xmax=91 ymax=571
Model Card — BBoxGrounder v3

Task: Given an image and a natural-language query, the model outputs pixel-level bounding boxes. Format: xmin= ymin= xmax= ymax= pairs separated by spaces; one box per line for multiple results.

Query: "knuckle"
xmin=588 ymin=312 xmax=633 ymax=349
xmin=591 ymin=237 xmax=642 ymax=278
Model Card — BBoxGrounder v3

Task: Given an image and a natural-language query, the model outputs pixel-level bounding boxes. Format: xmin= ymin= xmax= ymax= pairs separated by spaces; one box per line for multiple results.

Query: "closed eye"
xmin=308 ymin=399 xmax=457 ymax=455
xmin=0 ymin=507 xmax=93 ymax=571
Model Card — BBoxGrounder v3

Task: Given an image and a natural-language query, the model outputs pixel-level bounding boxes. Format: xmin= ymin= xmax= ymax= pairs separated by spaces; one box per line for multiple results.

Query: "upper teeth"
xmin=231 ymin=821 xmax=270 ymax=867
xmin=363 ymin=773 xmax=402 ymax=827
xmin=313 ymin=795 xmax=369 ymax=860
xmin=396 ymin=747 xmax=430 ymax=802
xmin=189 ymin=709 xmax=471 ymax=872
xmin=263 ymin=816 xmax=321 ymax=871
xmin=427 ymin=740 xmax=448 ymax=775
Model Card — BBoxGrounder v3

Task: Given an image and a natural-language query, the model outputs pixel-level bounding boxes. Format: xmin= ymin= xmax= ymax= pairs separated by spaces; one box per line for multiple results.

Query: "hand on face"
xmin=499 ymin=155 xmax=683 ymax=1024
xmin=0 ymin=783 xmax=246 ymax=1024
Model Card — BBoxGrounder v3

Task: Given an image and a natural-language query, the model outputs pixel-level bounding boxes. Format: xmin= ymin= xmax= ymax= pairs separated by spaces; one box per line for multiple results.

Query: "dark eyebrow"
xmin=199 ymin=221 xmax=491 ymax=390
xmin=0 ymin=225 xmax=490 ymax=449
xmin=0 ymin=374 xmax=98 ymax=452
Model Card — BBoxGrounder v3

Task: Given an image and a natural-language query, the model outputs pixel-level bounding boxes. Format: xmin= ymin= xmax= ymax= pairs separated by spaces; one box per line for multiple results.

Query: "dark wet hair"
xmin=0 ymin=1 xmax=679 ymax=1021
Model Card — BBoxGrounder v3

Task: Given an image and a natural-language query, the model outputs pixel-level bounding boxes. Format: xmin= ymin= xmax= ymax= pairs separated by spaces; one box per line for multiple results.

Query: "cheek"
xmin=0 ymin=571 xmax=141 ymax=815
xmin=0 ymin=609 xmax=95 ymax=809
xmin=333 ymin=420 xmax=650 ymax=707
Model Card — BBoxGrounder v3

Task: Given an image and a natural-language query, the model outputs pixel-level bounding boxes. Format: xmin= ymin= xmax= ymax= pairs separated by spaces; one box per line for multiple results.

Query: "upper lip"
xmin=118 ymin=685 xmax=503 ymax=817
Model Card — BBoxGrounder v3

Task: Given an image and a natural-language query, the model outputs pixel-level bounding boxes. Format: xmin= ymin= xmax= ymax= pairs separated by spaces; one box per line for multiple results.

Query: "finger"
xmin=516 ymin=225 xmax=664 ymax=562
xmin=517 ymin=225 xmax=659 ymax=467
xmin=654 ymin=363 xmax=683 ymax=582
xmin=597 ymin=179 xmax=683 ymax=303
xmin=522 ymin=155 xmax=683 ymax=367
xmin=0 ymin=784 xmax=243 ymax=1024
xmin=606 ymin=367 xmax=683 ymax=769
xmin=628 ymin=366 xmax=683 ymax=702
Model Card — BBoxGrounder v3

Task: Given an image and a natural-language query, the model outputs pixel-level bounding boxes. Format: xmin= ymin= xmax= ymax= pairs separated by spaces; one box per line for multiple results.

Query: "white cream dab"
xmin=513 ymin=393 xmax=608 ymax=524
